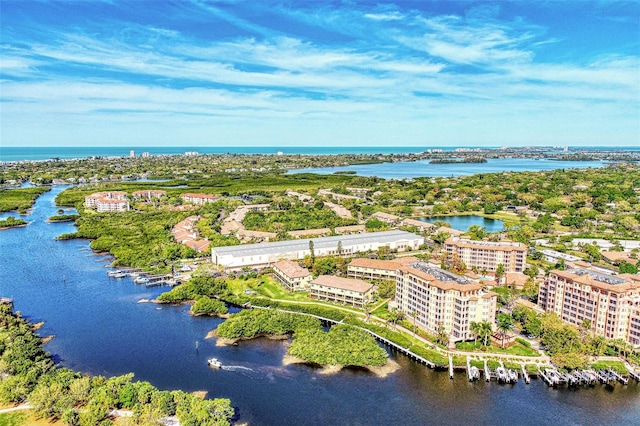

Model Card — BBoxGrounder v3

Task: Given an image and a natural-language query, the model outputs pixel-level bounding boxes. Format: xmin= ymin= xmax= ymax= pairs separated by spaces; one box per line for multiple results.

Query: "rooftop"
xmin=211 ymin=230 xmax=423 ymax=258
xmin=311 ymin=275 xmax=373 ymax=293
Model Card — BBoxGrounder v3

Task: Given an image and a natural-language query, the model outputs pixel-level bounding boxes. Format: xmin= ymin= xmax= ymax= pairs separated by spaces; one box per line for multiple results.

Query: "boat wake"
xmin=221 ymin=365 xmax=254 ymax=372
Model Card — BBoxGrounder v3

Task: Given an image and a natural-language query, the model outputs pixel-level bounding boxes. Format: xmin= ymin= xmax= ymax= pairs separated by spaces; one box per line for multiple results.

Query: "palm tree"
xmin=390 ymin=308 xmax=405 ymax=330
xmin=409 ymin=310 xmax=418 ymax=337
xmin=496 ymin=313 xmax=514 ymax=349
xmin=474 ymin=320 xmax=493 ymax=347
xmin=470 ymin=321 xmax=482 ymax=348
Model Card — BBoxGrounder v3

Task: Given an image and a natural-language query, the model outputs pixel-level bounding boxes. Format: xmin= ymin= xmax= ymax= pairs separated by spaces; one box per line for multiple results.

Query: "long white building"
xmin=211 ymin=230 xmax=424 ymax=271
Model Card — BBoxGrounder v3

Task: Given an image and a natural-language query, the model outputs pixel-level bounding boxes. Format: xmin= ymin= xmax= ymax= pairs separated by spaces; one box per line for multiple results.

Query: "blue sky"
xmin=1 ymin=1 xmax=638 ymax=147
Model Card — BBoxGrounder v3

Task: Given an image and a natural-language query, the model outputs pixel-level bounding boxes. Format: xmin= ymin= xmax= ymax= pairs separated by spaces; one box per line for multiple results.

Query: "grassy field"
xmin=0 ymin=411 xmax=59 ymax=426
xmin=590 ymin=360 xmax=628 ymax=375
xmin=455 ymin=341 xmax=541 ymax=357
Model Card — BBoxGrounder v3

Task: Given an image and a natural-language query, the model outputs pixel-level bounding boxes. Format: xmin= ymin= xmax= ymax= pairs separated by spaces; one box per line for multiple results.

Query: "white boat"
xmin=134 ymin=276 xmax=149 ymax=284
xmin=107 ymin=270 xmax=125 ymax=277
xmin=208 ymin=358 xmax=222 ymax=368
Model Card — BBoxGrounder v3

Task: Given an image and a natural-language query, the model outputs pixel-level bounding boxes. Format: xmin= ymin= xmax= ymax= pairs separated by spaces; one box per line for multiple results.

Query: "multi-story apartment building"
xmin=272 ymin=260 xmax=312 ymax=292
xmin=347 ymin=257 xmax=418 ymax=281
xmin=538 ymin=268 xmax=640 ymax=347
xmin=309 ymin=275 xmax=374 ymax=308
xmin=444 ymin=237 xmax=527 ymax=273
xmin=180 ymin=193 xmax=219 ymax=205
xmin=132 ymin=190 xmax=166 ymax=201
xmin=395 ymin=262 xmax=497 ymax=343
xmin=84 ymin=191 xmax=130 ymax=213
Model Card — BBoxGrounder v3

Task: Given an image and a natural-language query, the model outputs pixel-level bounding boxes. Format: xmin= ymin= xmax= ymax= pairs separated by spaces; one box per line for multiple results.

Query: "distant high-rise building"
xmin=129 ymin=150 xmax=135 ymax=157
xmin=141 ymin=152 xmax=150 ymax=158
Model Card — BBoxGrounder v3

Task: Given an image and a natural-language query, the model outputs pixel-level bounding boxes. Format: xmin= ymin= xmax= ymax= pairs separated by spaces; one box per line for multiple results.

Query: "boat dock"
xmin=467 ymin=357 xmax=480 ymax=382
xmin=625 ymin=364 xmax=640 ymax=382
xmin=448 ymin=355 xmax=454 ymax=379
xmin=521 ymin=364 xmax=530 ymax=384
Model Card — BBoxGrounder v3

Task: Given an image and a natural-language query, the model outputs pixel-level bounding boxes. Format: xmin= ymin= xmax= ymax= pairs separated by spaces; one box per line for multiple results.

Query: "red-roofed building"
xmin=309 ymin=275 xmax=374 ymax=308
xmin=272 ymin=260 xmax=312 ymax=292
xmin=84 ymin=191 xmax=130 ymax=212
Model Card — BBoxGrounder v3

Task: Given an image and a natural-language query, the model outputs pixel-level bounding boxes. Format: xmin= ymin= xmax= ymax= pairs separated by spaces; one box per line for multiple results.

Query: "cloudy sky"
xmin=1 ymin=1 xmax=638 ymax=147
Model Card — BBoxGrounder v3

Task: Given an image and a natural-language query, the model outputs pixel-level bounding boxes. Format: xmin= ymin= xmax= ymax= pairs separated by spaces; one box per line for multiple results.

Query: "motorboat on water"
xmin=208 ymin=358 xmax=222 ymax=368
xmin=134 ymin=276 xmax=149 ymax=284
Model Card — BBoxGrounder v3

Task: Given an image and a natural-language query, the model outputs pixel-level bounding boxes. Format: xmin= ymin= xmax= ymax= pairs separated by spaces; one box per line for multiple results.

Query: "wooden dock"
xmin=448 ymin=355 xmax=454 ymax=379
xmin=521 ymin=364 xmax=530 ymax=384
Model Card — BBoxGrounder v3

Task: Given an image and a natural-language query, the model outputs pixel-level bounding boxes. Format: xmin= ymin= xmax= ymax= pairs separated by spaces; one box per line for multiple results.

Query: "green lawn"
xmin=590 ymin=360 xmax=628 ymax=375
xmin=455 ymin=341 xmax=541 ymax=357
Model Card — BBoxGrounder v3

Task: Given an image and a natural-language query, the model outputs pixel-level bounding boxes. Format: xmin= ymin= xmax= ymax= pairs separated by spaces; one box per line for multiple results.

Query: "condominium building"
xmin=538 ymin=268 xmax=640 ymax=347
xmin=309 ymin=275 xmax=374 ymax=308
xmin=444 ymin=237 xmax=527 ymax=273
xmin=211 ymin=230 xmax=424 ymax=271
xmin=84 ymin=191 xmax=130 ymax=213
xmin=180 ymin=193 xmax=219 ymax=205
xmin=347 ymin=257 xmax=418 ymax=281
xmin=395 ymin=262 xmax=497 ymax=343
xmin=272 ymin=260 xmax=312 ymax=292
xmin=132 ymin=190 xmax=166 ymax=201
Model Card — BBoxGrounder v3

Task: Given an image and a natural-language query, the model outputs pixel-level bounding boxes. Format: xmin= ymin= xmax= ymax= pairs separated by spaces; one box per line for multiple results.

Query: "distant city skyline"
xmin=1 ymin=1 xmax=638 ymax=147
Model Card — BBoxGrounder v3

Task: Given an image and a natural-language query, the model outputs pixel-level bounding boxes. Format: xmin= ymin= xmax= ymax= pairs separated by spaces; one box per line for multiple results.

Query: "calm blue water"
xmin=1 ymin=146 xmax=638 ymax=162
xmin=289 ymin=158 xmax=606 ymax=179
xmin=1 ymin=186 xmax=638 ymax=425
xmin=418 ymin=216 xmax=504 ymax=232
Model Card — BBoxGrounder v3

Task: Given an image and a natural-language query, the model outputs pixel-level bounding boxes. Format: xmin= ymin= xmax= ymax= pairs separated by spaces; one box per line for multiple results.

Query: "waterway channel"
xmin=1 ymin=185 xmax=638 ymax=425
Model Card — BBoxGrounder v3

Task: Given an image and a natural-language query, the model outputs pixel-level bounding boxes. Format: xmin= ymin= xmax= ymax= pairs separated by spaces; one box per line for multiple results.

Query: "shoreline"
xmin=282 ymin=353 xmax=400 ymax=378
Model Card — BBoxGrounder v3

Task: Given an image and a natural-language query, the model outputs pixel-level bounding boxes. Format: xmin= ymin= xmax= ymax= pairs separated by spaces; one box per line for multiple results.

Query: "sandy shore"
xmin=210 ymin=332 xmax=290 ymax=346
xmin=282 ymin=354 xmax=400 ymax=378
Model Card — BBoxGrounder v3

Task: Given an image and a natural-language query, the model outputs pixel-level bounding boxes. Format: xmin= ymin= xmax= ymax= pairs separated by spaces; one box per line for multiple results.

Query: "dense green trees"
xmin=243 ymin=205 xmax=356 ymax=232
xmin=0 ymin=216 xmax=27 ymax=228
xmin=65 ymin=210 xmax=197 ymax=272
xmin=216 ymin=309 xmax=319 ymax=340
xmin=158 ymin=275 xmax=229 ymax=303
xmin=0 ymin=187 xmax=50 ymax=213
xmin=216 ymin=309 xmax=387 ymax=367
xmin=289 ymin=324 xmax=388 ymax=367
xmin=191 ymin=297 xmax=228 ymax=316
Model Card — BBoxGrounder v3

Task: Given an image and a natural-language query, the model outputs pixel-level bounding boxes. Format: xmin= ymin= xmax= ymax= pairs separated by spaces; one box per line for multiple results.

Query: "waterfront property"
xmin=272 ymin=260 xmax=312 ymax=292
xmin=538 ymin=266 xmax=640 ymax=348
xmin=211 ymin=230 xmax=424 ymax=271
xmin=180 ymin=193 xmax=219 ymax=205
xmin=347 ymin=257 xmax=418 ymax=281
xmin=84 ymin=191 xmax=130 ymax=212
xmin=401 ymin=218 xmax=435 ymax=232
xmin=395 ymin=262 xmax=497 ymax=343
xmin=444 ymin=237 xmax=527 ymax=273
xmin=309 ymin=275 xmax=374 ymax=308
